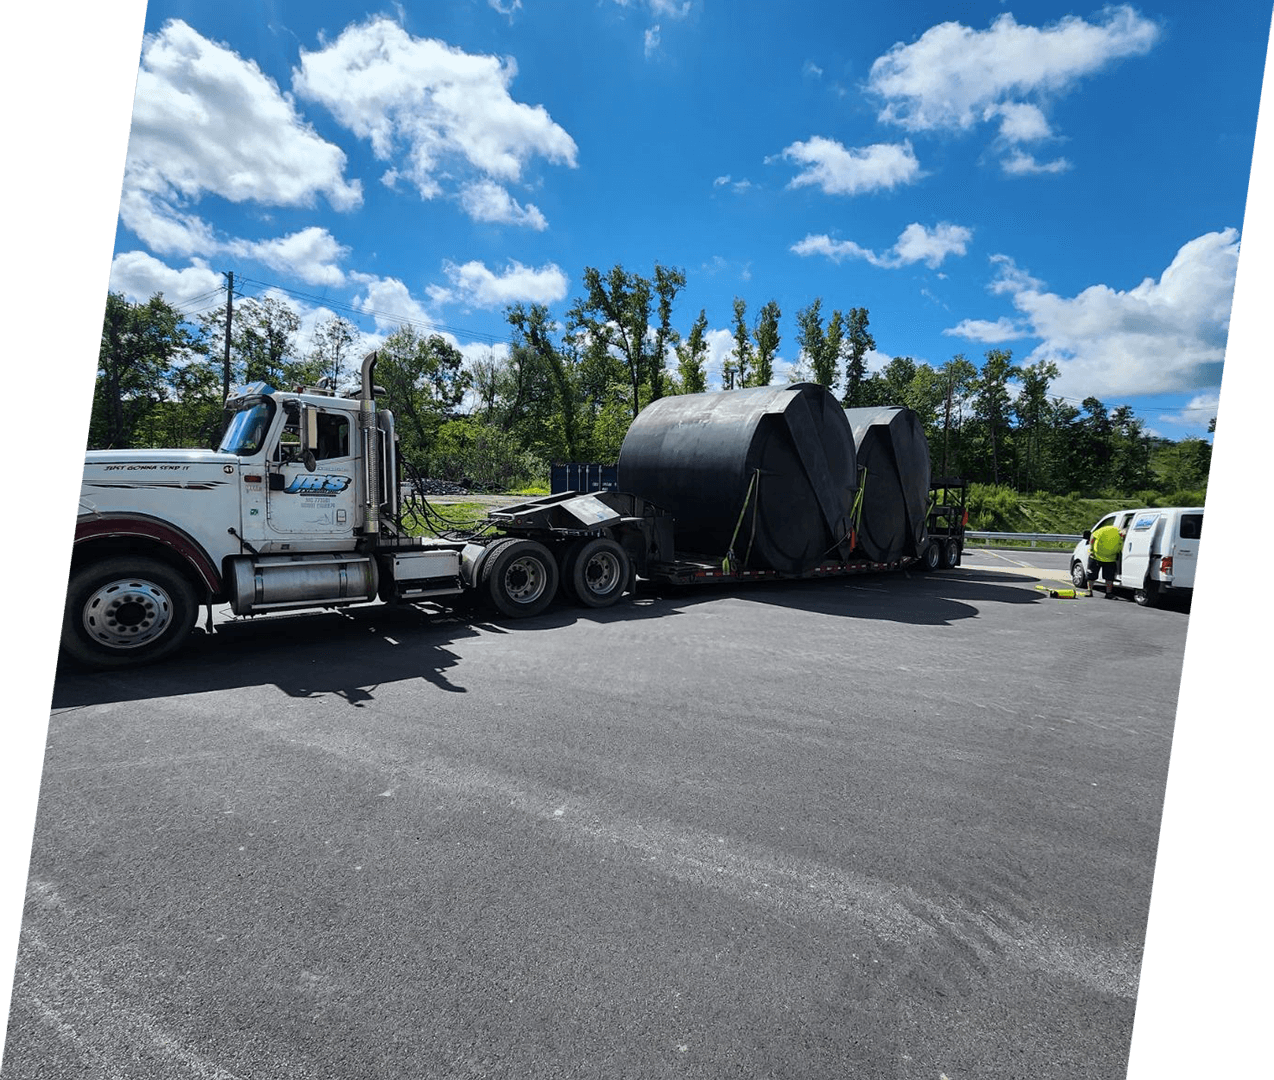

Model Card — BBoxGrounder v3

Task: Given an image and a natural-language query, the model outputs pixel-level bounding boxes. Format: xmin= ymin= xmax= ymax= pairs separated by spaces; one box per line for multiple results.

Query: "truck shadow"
xmin=50 ymin=568 xmax=1038 ymax=709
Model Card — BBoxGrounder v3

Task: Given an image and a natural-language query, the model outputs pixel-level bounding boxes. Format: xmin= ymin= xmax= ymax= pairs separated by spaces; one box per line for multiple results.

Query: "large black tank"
xmin=617 ymin=384 xmax=858 ymax=573
xmin=844 ymin=406 xmax=932 ymax=562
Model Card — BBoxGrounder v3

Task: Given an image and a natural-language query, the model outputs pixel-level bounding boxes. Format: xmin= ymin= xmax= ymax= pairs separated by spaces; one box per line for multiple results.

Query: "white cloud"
xmin=1002 ymin=151 xmax=1071 ymax=176
xmin=612 ymin=0 xmax=691 ymax=16
xmin=792 ymin=222 xmax=972 ymax=269
xmin=943 ymin=316 xmax=1024 ymax=343
xmin=994 ymin=230 xmax=1239 ymax=398
xmin=779 ymin=136 xmax=921 ymax=195
xmin=459 ymin=180 xmax=548 ymax=230
xmin=988 ymin=102 xmax=1053 ymax=143
xmin=293 ymin=18 xmax=577 ymax=203
xmin=791 ymin=235 xmax=877 ymax=264
xmin=226 ymin=226 xmax=350 ymax=286
xmin=645 ymin=26 xmax=662 ymax=57
xmin=987 ymin=253 xmax=1044 ymax=295
xmin=126 ymin=19 xmax=361 ymax=220
xmin=427 ymin=260 xmax=569 ymax=309
xmin=893 ymin=222 xmax=974 ymax=267
xmin=353 ymin=274 xmax=439 ymax=334
xmin=868 ymin=8 xmax=1160 ymax=133
xmin=108 ymin=251 xmax=224 ymax=307
xmin=1154 ymin=393 xmax=1220 ymax=434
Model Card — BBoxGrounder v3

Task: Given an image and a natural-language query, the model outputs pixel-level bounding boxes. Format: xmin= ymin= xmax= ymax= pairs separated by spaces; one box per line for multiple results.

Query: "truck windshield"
xmin=218 ymin=401 xmax=275 ymax=456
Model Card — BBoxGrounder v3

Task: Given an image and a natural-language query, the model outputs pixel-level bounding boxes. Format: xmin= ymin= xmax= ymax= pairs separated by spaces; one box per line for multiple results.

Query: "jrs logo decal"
xmin=284 ymin=474 xmax=352 ymax=495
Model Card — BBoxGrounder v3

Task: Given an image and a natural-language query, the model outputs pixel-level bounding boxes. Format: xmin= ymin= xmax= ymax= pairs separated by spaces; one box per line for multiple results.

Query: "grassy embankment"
xmin=964 ymin=485 xmax=1207 ymax=550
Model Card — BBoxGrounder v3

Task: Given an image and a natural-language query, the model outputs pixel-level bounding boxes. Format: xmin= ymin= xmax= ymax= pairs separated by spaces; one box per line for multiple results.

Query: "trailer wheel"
xmin=557 ymin=538 xmax=589 ymax=601
xmin=1070 ymin=560 xmax=1088 ymax=589
xmin=61 ymin=556 xmax=199 ymax=669
xmin=567 ymin=538 xmax=630 ymax=608
xmin=941 ymin=539 xmax=961 ymax=570
xmin=917 ymin=540 xmax=941 ymax=572
xmin=480 ymin=538 xmax=558 ymax=618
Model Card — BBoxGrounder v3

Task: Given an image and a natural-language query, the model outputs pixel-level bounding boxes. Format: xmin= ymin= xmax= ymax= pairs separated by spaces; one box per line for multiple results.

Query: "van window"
xmin=1180 ymin=514 xmax=1203 ymax=540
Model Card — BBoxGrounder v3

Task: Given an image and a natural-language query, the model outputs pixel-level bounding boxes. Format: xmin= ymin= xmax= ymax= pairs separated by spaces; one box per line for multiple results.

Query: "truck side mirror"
xmin=299 ymin=404 xmax=319 ymax=472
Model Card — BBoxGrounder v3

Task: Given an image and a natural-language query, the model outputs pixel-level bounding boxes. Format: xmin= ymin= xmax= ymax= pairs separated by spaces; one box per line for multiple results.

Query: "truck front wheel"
xmin=62 ymin=556 xmax=199 ymax=669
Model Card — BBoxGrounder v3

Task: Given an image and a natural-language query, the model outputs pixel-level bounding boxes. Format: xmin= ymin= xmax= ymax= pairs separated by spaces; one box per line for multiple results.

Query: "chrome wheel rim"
xmin=503 ymin=556 xmax=548 ymax=605
xmin=582 ymin=550 xmax=622 ymax=596
xmin=81 ymin=577 xmax=173 ymax=649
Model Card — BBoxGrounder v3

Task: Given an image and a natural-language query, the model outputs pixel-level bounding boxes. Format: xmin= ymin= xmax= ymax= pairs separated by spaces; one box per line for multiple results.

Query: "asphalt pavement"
xmin=5 ymin=554 xmax=1189 ymax=1079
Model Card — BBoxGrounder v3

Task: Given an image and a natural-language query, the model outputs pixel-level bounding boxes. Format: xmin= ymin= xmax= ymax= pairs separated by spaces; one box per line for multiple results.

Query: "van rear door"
xmin=1170 ymin=511 xmax=1203 ymax=589
xmin=1121 ymin=511 xmax=1162 ymax=588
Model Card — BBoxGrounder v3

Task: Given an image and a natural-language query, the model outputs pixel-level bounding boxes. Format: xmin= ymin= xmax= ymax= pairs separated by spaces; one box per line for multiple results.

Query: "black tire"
xmin=1070 ymin=561 xmax=1089 ymax=589
xmin=1134 ymin=581 xmax=1159 ymax=607
xmin=557 ymin=537 xmax=590 ymax=601
xmin=917 ymin=540 xmax=941 ymax=572
xmin=568 ymin=537 xmax=630 ymax=608
xmin=480 ymin=538 xmax=559 ymax=618
xmin=941 ymin=539 xmax=961 ymax=570
xmin=61 ymin=556 xmax=199 ymax=669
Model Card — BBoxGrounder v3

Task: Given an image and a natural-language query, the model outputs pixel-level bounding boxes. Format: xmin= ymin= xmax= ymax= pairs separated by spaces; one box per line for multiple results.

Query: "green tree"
xmin=675 ymin=308 xmax=710 ymax=394
xmin=506 ymin=302 xmax=580 ymax=462
xmin=1110 ymin=404 xmax=1154 ymax=493
xmin=651 ymin=265 xmax=686 ymax=402
xmin=569 ymin=263 xmax=680 ymax=421
xmin=841 ymin=307 xmax=875 ymax=406
xmin=747 ymin=300 xmax=781 ymax=387
xmin=199 ymin=295 xmax=315 ymax=389
xmin=727 ymin=297 xmax=752 ymax=390
xmin=1011 ymin=359 xmax=1059 ymax=491
xmin=795 ymin=299 xmax=842 ymax=390
xmin=92 ymin=292 xmax=194 ymax=449
xmin=376 ymin=326 xmax=471 ymax=470
xmin=971 ymin=349 xmax=1020 ymax=485
xmin=306 ymin=315 xmax=361 ymax=391
xmin=937 ymin=354 xmax=978 ymax=478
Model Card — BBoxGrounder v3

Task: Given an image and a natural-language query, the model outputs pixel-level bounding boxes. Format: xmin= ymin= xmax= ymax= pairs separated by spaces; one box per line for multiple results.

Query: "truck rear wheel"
xmin=567 ymin=537 xmax=630 ymax=608
xmin=480 ymin=538 xmax=558 ymax=618
xmin=62 ymin=556 xmax=198 ymax=669
xmin=917 ymin=540 xmax=940 ymax=572
xmin=941 ymin=539 xmax=961 ymax=569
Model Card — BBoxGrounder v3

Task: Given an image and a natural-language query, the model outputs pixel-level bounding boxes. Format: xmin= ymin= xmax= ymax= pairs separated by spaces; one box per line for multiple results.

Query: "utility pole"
xmin=222 ymin=271 xmax=234 ymax=403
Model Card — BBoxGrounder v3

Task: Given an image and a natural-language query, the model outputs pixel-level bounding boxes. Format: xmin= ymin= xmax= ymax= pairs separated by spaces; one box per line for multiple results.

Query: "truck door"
xmin=264 ymin=407 xmax=360 ymax=542
xmin=1120 ymin=511 xmax=1161 ymax=587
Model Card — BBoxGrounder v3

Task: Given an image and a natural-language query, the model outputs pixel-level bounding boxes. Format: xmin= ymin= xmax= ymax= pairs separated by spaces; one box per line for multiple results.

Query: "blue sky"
xmin=99 ymin=1 xmax=1268 ymax=440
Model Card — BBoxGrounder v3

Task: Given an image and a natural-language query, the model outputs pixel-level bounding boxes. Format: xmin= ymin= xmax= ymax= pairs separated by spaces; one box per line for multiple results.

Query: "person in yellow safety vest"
xmin=1087 ymin=522 xmax=1125 ymax=599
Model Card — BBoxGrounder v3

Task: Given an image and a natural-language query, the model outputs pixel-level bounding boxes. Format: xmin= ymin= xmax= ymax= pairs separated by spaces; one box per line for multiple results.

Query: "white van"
xmin=1068 ymin=506 xmax=1203 ymax=606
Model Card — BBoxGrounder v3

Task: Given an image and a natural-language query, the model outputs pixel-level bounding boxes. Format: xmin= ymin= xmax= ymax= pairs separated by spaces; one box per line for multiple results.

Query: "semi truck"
xmin=62 ymin=353 xmax=966 ymax=669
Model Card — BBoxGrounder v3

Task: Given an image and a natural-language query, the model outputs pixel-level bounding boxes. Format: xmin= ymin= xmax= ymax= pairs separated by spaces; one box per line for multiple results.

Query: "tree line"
xmin=89 ymin=263 xmax=1213 ymax=499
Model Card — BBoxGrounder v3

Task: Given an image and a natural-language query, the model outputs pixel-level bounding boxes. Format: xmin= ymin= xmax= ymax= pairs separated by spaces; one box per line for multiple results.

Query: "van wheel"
xmin=1070 ymin=561 xmax=1088 ymax=588
xmin=62 ymin=556 xmax=198 ymax=669
xmin=1134 ymin=582 xmax=1159 ymax=607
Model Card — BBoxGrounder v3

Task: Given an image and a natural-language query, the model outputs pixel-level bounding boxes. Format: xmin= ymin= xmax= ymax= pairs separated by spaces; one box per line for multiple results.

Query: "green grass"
xmin=401 ymin=501 xmax=494 ymax=538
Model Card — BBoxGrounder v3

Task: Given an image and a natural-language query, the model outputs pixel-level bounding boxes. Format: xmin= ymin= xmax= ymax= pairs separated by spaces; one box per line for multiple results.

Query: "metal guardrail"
xmin=966 ymin=531 xmax=1082 ymax=546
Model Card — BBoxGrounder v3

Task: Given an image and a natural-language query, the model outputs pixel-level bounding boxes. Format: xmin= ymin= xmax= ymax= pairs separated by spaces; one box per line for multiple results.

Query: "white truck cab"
xmin=1069 ymin=506 xmax=1203 ymax=606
